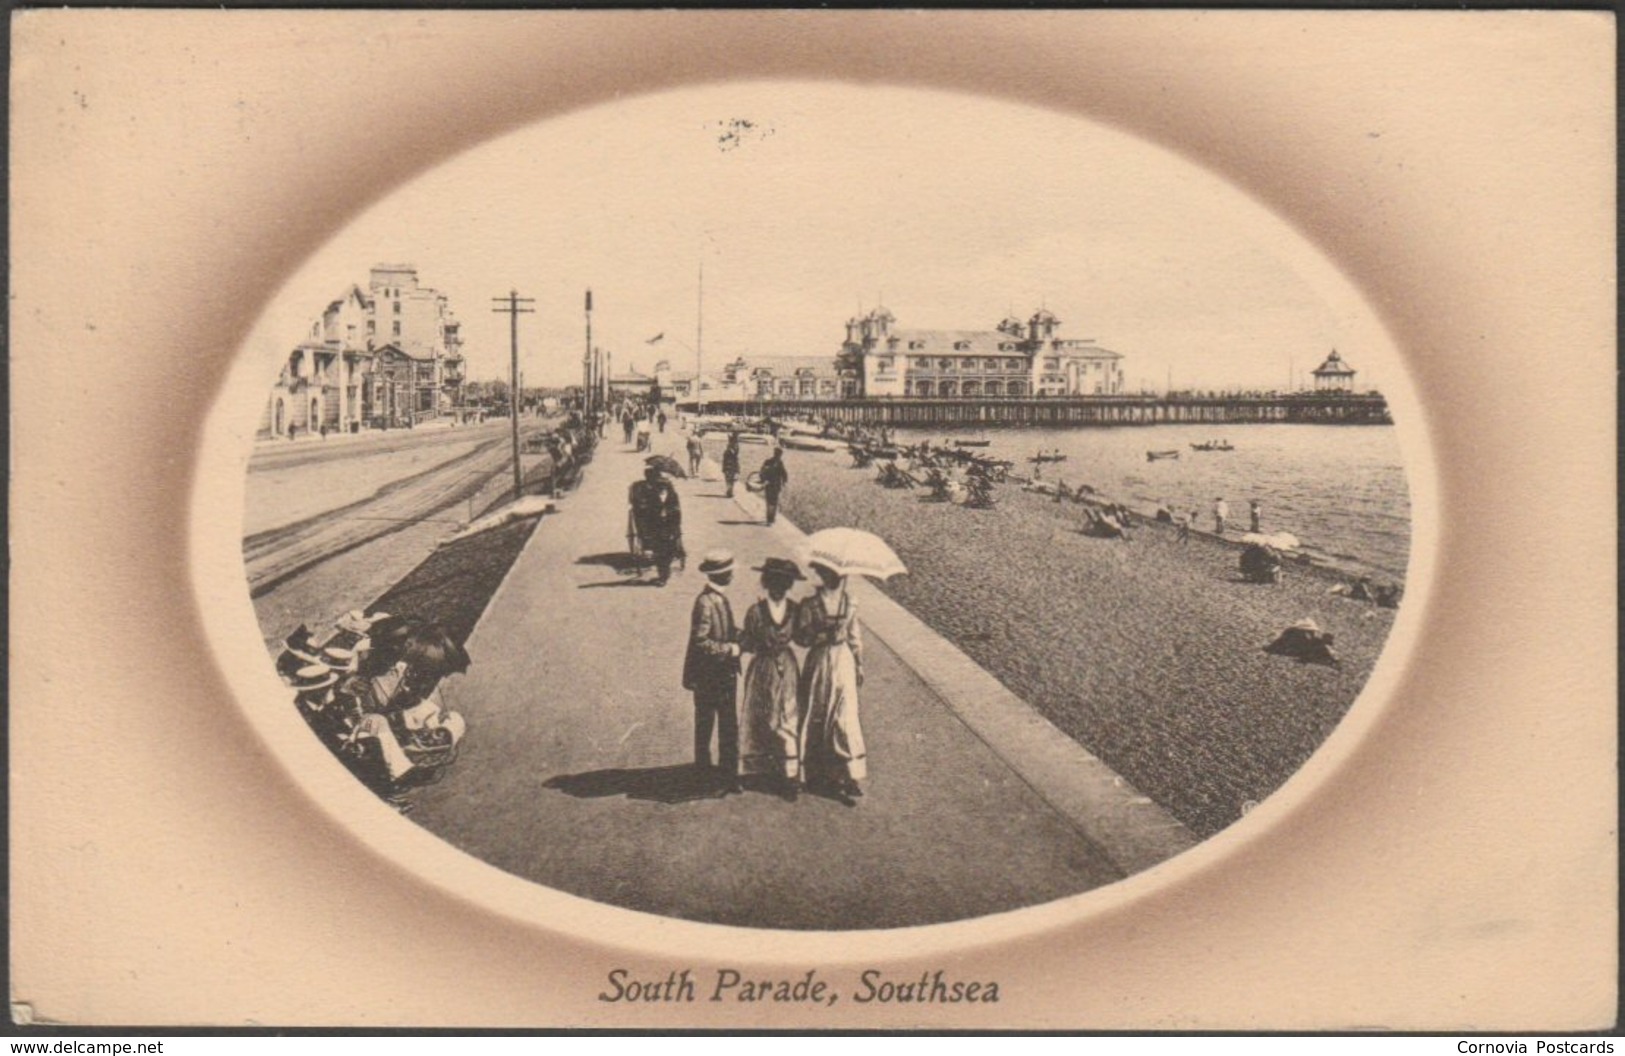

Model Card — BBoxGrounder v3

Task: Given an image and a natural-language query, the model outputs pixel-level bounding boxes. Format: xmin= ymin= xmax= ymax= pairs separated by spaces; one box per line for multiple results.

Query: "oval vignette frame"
xmin=188 ymin=74 xmax=1439 ymax=964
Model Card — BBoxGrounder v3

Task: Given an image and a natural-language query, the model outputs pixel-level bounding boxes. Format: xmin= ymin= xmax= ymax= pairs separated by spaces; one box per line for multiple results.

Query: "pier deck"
xmin=684 ymin=393 xmax=1392 ymax=427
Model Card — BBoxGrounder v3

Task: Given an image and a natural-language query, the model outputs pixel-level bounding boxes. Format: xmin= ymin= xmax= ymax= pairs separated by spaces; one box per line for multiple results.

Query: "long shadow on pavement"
xmin=575 ymin=551 xmax=644 ymax=572
xmin=544 ymin=764 xmax=727 ymax=805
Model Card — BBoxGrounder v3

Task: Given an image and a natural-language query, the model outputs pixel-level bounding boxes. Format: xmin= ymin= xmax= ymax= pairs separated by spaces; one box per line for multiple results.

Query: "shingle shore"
xmin=725 ymin=441 xmax=1400 ymax=838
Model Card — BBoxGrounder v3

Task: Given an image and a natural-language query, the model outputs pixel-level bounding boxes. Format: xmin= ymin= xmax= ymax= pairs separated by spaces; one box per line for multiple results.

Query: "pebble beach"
xmin=716 ymin=437 xmax=1403 ymax=838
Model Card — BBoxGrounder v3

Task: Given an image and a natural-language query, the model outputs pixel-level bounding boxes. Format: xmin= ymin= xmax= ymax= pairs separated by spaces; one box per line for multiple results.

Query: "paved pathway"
xmin=409 ymin=431 xmax=1133 ymax=929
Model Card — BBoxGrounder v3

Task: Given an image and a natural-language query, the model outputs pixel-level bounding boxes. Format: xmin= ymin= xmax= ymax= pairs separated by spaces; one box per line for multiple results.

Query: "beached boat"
xmin=780 ymin=437 xmax=841 ymax=453
xmin=1146 ymin=450 xmax=1181 ymax=461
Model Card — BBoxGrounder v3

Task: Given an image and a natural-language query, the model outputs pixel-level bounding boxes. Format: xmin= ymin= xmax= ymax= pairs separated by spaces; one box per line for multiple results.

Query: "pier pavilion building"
xmin=1311 ymin=349 xmax=1357 ymax=393
xmin=837 ymin=307 xmax=1124 ymax=399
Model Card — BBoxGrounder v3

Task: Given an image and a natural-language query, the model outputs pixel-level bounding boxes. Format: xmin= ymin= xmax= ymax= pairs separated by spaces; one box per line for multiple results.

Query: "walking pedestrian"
xmin=621 ymin=409 xmax=635 ymax=445
xmin=739 ymin=558 xmax=805 ymax=800
xmin=685 ymin=432 xmax=704 ymax=477
xmin=657 ymin=408 xmax=667 ymax=433
xmin=1250 ymin=499 xmax=1262 ymax=534
xmin=629 ymin=463 xmax=683 ymax=586
xmin=758 ymin=446 xmax=788 ymax=526
xmin=794 ymin=561 xmax=866 ymax=806
xmin=682 ymin=550 xmax=742 ymax=791
xmin=635 ymin=415 xmax=653 ymax=453
xmin=1214 ymin=496 xmax=1229 ymax=535
xmin=722 ymin=433 xmax=742 ymax=498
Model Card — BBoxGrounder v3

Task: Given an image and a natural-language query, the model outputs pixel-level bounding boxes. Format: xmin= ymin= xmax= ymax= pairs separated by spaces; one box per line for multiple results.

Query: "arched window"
xmin=939 ymin=380 xmax=958 ymax=397
xmin=962 ymin=380 xmax=982 ymax=397
xmin=915 ymin=380 xmax=934 ymax=397
xmin=985 ymin=381 xmax=1003 ymax=397
xmin=1007 ymin=381 xmax=1026 ymax=397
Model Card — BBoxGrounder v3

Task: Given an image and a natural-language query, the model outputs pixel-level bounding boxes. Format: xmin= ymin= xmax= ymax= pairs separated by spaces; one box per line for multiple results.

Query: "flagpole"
xmin=696 ymin=261 xmax=704 ymax=415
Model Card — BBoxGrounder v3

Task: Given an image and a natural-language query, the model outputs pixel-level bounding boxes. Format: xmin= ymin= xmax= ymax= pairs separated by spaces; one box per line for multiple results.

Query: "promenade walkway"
xmin=409 ymin=430 xmax=1191 ymax=929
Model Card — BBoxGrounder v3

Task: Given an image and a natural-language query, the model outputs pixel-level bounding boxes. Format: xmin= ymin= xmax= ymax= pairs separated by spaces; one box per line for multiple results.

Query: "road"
xmin=243 ymin=418 xmax=549 ymax=600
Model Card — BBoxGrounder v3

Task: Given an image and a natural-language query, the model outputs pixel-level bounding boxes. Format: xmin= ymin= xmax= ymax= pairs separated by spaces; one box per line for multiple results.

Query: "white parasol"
xmin=799 ymin=527 xmax=908 ymax=581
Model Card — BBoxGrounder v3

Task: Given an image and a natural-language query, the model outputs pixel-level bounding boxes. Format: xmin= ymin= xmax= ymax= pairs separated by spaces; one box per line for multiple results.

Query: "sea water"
xmin=892 ymin=423 xmax=1412 ymax=580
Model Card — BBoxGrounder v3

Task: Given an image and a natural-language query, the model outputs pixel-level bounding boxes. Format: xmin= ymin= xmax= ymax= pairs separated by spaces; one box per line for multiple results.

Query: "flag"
xmin=646 ymin=332 xmax=664 ymax=345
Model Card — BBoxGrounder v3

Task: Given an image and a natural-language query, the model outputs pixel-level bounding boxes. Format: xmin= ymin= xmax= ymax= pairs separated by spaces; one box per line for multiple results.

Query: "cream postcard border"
xmin=10 ymin=10 xmax=1616 ymax=1028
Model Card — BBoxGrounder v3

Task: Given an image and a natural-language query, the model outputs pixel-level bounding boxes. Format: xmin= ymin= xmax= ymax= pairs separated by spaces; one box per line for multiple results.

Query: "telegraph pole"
xmin=492 ymin=289 xmax=534 ymax=503
xmin=583 ymin=289 xmax=594 ymax=416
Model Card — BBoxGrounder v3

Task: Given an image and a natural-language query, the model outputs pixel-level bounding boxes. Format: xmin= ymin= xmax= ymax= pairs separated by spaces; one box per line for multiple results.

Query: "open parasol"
xmin=645 ymin=454 xmax=688 ymax=479
xmin=401 ymin=623 xmax=472 ymax=679
xmin=799 ymin=527 xmax=907 ymax=581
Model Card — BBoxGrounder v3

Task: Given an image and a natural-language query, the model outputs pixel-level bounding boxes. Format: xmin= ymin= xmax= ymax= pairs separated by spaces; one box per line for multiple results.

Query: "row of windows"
xmin=907 ymin=380 xmax=1030 ymax=396
xmin=901 ymin=340 xmax=1028 ymax=352
xmin=906 ymin=356 xmax=1029 ymax=371
xmin=757 ymin=379 xmax=841 ymax=396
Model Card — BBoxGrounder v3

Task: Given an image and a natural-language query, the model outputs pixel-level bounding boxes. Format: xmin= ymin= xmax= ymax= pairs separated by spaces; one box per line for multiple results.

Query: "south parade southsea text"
xmin=598 ymin=968 xmax=1000 ymax=1006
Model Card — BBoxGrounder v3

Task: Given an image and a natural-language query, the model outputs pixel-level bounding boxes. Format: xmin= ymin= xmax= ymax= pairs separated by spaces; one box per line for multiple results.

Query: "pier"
xmin=682 ymin=392 xmax=1392 ymax=427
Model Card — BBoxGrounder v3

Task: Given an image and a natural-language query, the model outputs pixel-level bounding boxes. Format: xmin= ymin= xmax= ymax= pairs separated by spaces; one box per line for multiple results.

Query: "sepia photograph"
xmin=10 ymin=10 xmax=1614 ymax=1030
xmin=235 ymin=83 xmax=1417 ymax=929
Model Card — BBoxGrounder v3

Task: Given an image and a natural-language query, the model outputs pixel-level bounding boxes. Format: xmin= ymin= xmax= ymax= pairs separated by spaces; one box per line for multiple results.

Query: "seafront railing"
xmin=680 ymin=393 xmax=1392 ymax=427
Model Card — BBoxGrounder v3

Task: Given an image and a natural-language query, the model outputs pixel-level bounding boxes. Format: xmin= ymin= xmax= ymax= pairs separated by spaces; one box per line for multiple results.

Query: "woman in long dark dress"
xmin=738 ymin=558 xmax=805 ymax=800
xmin=793 ymin=561 xmax=866 ymax=805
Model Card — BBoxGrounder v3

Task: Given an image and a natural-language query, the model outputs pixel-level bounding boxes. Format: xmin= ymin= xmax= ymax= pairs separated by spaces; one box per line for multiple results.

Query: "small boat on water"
xmin=1028 ymin=453 xmax=1068 ymax=464
xmin=1146 ymin=450 xmax=1181 ymax=461
xmin=1190 ymin=441 xmax=1235 ymax=452
xmin=951 ymin=439 xmax=992 ymax=448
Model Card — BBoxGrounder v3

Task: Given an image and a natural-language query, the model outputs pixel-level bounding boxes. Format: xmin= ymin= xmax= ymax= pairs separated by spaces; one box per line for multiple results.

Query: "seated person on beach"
xmin=1081 ymin=507 xmax=1127 ymax=539
xmin=1240 ymin=543 xmax=1283 ymax=584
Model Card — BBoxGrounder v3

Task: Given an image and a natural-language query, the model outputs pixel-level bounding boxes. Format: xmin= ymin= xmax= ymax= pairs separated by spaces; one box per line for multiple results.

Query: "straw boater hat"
xmin=752 ymin=557 xmax=804 ymax=581
xmin=291 ymin=663 xmax=339 ymax=693
xmin=281 ymin=625 xmax=324 ymax=666
xmin=334 ymin=609 xmax=388 ymax=636
xmin=322 ymin=644 xmax=358 ymax=670
xmin=698 ymin=549 xmax=735 ymax=578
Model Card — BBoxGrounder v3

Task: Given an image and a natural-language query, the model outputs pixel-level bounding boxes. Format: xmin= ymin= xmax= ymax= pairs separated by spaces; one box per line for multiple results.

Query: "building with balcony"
xmin=838 ymin=306 xmax=1124 ymax=398
xmin=260 ymin=264 xmax=466 ymax=437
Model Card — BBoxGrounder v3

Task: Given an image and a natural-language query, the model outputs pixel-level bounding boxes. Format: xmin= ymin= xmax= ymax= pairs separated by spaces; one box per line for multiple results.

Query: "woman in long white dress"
xmin=738 ymin=558 xmax=805 ymax=800
xmin=793 ymin=561 xmax=866 ymax=805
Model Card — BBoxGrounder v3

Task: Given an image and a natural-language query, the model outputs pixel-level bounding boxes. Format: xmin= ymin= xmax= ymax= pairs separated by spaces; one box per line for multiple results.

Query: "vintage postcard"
xmin=9 ymin=10 xmax=1615 ymax=1030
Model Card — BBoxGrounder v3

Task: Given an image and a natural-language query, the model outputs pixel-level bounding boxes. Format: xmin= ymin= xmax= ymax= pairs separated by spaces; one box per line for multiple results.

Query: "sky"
xmin=250 ymin=82 xmax=1402 ymax=394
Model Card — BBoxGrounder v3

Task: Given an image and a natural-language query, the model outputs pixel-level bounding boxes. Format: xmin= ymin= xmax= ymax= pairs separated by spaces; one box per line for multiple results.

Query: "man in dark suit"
xmin=682 ymin=549 xmax=742 ymax=790
xmin=629 ymin=463 xmax=683 ymax=585
xmin=758 ymin=447 xmax=788 ymax=526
